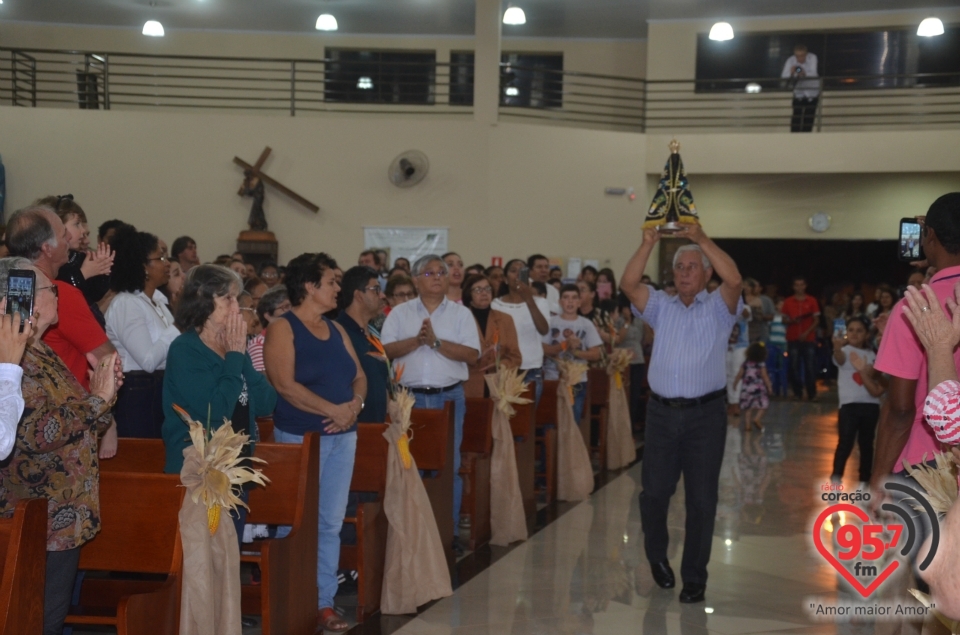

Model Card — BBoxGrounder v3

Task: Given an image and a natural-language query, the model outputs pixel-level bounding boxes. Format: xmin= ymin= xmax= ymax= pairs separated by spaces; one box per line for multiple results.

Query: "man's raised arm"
xmin=621 ymin=228 xmax=660 ymax=314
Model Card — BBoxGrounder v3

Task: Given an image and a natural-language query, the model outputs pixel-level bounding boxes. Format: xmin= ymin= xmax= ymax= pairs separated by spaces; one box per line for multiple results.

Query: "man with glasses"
xmin=380 ymin=254 xmax=480 ymax=554
xmin=336 ymin=266 xmax=389 ymax=423
xmin=620 ymin=224 xmax=743 ymax=605
xmin=5 ymin=203 xmax=119 ymax=457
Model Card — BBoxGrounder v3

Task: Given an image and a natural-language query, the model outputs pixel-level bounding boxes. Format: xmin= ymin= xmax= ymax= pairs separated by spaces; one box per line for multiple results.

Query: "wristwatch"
xmin=432 ymin=338 xmax=442 ymax=350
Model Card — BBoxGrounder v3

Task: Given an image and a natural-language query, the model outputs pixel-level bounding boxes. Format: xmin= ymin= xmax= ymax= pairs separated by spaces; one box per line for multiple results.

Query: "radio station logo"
xmin=813 ymin=481 xmax=940 ymax=599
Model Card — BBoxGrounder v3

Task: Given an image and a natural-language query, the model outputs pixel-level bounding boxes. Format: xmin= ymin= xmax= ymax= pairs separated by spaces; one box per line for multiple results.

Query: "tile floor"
xmin=347 ymin=396 xmax=946 ymax=635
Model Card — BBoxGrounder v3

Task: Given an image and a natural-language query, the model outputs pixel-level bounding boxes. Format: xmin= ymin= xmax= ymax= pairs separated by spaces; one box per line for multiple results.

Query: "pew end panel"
xmin=461 ymin=398 xmax=494 ymax=550
xmin=535 ymin=380 xmax=560 ymax=504
xmin=68 ymin=472 xmax=184 ymax=635
xmin=243 ymin=432 xmax=320 ymax=635
xmin=0 ymin=498 xmax=47 ymax=635
xmin=410 ymin=403 xmax=455 ymax=566
xmin=511 ymin=394 xmax=537 ymax=519
xmin=587 ymin=368 xmax=610 ymax=471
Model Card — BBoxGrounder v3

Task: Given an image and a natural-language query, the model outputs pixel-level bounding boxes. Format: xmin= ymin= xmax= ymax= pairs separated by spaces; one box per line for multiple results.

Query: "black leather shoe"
xmin=650 ymin=560 xmax=675 ymax=589
xmin=679 ymin=583 xmax=706 ymax=603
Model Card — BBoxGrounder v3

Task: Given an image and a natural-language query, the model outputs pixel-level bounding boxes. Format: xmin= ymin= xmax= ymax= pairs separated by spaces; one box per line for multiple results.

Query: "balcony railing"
xmin=2 ymin=47 xmax=960 ymax=132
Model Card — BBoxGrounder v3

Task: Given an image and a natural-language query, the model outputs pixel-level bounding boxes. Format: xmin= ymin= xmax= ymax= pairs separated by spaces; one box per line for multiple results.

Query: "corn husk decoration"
xmin=555 ymin=358 xmax=594 ymax=501
xmin=175 ymin=404 xmax=269 ymax=535
xmin=903 ymin=452 xmax=958 ymax=517
xmin=381 ymin=386 xmax=453 ymax=614
xmin=605 ymin=349 xmax=636 ymax=470
xmin=485 ymin=367 xmax=531 ymax=545
xmin=174 ymin=404 xmax=268 ymax=635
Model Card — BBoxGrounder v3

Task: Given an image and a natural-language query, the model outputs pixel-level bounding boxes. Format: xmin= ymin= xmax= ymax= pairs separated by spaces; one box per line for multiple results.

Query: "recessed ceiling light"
xmin=504 ymin=86 xmax=519 ymax=96
xmin=745 ymin=82 xmax=762 ymax=93
xmin=357 ymin=76 xmax=373 ymax=89
xmin=709 ymin=22 xmax=734 ymax=41
xmin=316 ymin=14 xmax=338 ymax=31
xmin=142 ymin=20 xmax=165 ymax=37
xmin=918 ymin=17 xmax=945 ymax=37
xmin=503 ymin=6 xmax=526 ymax=25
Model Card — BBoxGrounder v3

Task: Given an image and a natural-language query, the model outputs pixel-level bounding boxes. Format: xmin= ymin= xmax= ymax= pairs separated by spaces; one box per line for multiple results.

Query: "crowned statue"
xmin=643 ymin=139 xmax=701 ymax=234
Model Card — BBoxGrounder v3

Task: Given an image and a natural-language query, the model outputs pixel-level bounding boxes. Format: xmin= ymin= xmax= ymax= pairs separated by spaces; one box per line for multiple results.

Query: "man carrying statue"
xmin=620 ymin=140 xmax=743 ymax=604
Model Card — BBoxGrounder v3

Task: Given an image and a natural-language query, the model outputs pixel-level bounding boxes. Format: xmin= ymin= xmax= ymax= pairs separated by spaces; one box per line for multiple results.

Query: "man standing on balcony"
xmin=781 ymin=44 xmax=819 ymax=132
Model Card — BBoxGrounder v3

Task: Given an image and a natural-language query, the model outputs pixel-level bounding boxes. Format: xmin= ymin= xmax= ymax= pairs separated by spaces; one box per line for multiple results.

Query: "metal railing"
xmin=3 ymin=47 xmax=960 ymax=132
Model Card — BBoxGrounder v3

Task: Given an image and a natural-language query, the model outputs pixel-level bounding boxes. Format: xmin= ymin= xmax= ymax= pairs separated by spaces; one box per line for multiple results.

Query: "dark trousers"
xmin=45 ymin=547 xmax=81 ymax=635
xmin=791 ymin=96 xmax=818 ymax=132
xmin=832 ymin=402 xmax=880 ymax=482
xmin=766 ymin=344 xmax=788 ymax=396
xmin=787 ymin=341 xmax=817 ymax=399
xmin=114 ymin=370 xmax=165 ymax=438
xmin=640 ymin=396 xmax=727 ymax=585
xmin=628 ymin=363 xmax=647 ymax=424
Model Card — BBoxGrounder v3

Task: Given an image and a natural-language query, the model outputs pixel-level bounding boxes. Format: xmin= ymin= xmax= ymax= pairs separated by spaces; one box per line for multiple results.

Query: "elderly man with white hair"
xmin=621 ymin=224 xmax=743 ymax=605
xmin=380 ymin=254 xmax=480 ymax=554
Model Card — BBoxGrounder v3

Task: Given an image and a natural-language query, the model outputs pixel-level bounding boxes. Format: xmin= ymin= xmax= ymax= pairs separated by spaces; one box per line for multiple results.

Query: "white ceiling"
xmin=0 ymin=0 xmax=955 ymax=40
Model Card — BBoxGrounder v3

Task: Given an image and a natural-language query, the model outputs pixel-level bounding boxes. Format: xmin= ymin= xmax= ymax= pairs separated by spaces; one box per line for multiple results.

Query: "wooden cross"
xmin=233 ymin=147 xmax=320 ymax=213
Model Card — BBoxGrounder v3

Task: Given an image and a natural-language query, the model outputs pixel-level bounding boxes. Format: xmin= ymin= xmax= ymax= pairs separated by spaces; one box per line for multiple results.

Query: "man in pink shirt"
xmin=873 ymin=193 xmax=960 ymax=489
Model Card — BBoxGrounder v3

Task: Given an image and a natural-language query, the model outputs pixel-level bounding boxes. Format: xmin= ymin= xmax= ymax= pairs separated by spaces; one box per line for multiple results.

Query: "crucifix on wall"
xmin=233 ymin=147 xmax=320 ymax=231
xmin=232 ymin=146 xmax=320 ymax=266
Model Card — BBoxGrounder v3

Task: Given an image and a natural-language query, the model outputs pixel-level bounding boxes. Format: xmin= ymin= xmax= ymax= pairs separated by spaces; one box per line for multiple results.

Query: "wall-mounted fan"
xmin=388 ymin=150 xmax=429 ymax=188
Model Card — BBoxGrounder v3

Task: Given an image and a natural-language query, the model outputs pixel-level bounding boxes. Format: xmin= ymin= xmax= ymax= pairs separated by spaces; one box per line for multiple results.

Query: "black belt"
xmin=650 ymin=389 xmax=725 ymax=409
xmin=408 ymin=383 xmax=461 ymax=395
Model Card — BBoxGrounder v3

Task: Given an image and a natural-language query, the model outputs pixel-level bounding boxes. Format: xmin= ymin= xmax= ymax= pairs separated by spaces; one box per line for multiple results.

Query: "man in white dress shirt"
xmin=781 ymin=43 xmax=819 ymax=133
xmin=528 ymin=254 xmax=560 ymax=316
xmin=380 ymin=254 xmax=480 ymax=552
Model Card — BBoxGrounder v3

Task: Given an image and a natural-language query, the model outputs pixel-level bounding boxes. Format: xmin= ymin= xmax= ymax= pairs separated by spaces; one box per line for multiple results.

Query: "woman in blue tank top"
xmin=263 ymin=253 xmax=367 ymax=633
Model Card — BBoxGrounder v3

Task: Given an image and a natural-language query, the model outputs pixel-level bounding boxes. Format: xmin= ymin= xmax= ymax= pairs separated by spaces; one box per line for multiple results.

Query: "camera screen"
xmin=900 ymin=222 xmax=921 ymax=260
xmin=6 ymin=274 xmax=34 ymax=322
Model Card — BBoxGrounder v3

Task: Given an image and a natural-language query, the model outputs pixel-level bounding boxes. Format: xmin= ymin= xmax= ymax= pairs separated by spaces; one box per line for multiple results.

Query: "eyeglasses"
xmin=363 ymin=285 xmax=382 ymax=294
xmin=391 ymin=291 xmax=416 ymax=300
xmin=471 ymin=286 xmax=493 ymax=295
xmin=673 ymin=263 xmax=703 ymax=273
xmin=147 ymin=256 xmax=170 ymax=263
xmin=37 ymin=284 xmax=59 ymax=298
xmin=420 ymin=270 xmax=448 ymax=279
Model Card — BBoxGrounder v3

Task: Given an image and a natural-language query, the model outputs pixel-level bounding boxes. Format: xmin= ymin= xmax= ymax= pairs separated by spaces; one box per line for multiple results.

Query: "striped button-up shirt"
xmin=633 ymin=287 xmax=742 ymax=399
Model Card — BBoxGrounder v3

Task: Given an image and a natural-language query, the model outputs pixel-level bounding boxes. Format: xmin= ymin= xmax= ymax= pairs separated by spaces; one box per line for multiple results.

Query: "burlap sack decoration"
xmin=605 ymin=350 xmax=636 ymax=471
xmin=381 ymin=390 xmax=453 ymax=614
xmin=485 ymin=368 xmax=531 ymax=546
xmin=555 ymin=359 xmax=594 ymax=502
xmin=174 ymin=405 xmax=268 ymax=635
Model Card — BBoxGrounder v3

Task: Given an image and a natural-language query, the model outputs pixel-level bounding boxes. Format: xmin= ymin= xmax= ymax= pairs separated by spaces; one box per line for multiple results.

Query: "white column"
xmin=473 ymin=0 xmax=501 ymax=125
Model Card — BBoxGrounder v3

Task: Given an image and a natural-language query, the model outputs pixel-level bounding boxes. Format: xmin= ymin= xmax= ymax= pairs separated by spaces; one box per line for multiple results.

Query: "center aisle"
xmin=375 ymin=400 xmax=846 ymax=635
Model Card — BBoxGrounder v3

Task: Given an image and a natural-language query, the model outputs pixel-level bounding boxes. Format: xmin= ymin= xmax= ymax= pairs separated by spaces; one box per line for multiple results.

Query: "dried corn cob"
xmin=208 ymin=504 xmax=221 ymax=535
xmin=397 ymin=434 xmax=413 ymax=469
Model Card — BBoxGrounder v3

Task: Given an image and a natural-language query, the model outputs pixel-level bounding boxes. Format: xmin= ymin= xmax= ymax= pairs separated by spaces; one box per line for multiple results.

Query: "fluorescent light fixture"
xmin=142 ymin=20 xmax=165 ymax=37
xmin=709 ymin=22 xmax=734 ymax=41
xmin=918 ymin=17 xmax=945 ymax=37
xmin=316 ymin=13 xmax=338 ymax=31
xmin=705 ymin=607 xmax=715 ymax=614
xmin=745 ymin=82 xmax=762 ymax=94
xmin=357 ymin=76 xmax=373 ymax=89
xmin=504 ymin=86 xmax=519 ymax=96
xmin=503 ymin=6 xmax=526 ymax=25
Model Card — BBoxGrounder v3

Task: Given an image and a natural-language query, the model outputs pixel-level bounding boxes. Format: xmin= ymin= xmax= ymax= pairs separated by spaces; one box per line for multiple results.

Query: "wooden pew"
xmin=0 ymin=499 xmax=46 ymax=635
xmin=99 ymin=436 xmax=320 ymax=635
xmin=410 ymin=403 xmax=455 ymax=565
xmin=66 ymin=472 xmax=184 ymax=635
xmin=587 ymin=368 xmax=610 ymax=470
xmin=256 ymin=416 xmax=275 ymax=442
xmin=511 ymin=387 xmax=537 ymax=519
xmin=343 ymin=405 xmax=454 ymax=620
xmin=461 ymin=398 xmax=494 ymax=550
xmin=242 ymin=435 xmax=320 ymax=635
xmin=535 ymin=380 xmax=559 ymax=504
xmin=341 ymin=423 xmax=389 ymax=622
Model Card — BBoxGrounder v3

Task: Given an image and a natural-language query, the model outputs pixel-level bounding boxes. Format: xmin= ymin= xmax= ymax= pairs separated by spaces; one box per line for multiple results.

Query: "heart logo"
xmin=813 ymin=504 xmax=900 ymax=598
xmin=853 ymin=372 xmax=863 ymax=386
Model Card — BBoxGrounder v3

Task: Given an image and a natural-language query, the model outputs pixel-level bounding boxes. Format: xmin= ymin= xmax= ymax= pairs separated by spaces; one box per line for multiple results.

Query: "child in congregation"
xmin=734 ymin=342 xmax=774 ymax=431
xmin=542 ymin=284 xmax=603 ymax=422
xmin=767 ymin=298 xmax=789 ymax=396
xmin=830 ymin=316 xmax=885 ymax=486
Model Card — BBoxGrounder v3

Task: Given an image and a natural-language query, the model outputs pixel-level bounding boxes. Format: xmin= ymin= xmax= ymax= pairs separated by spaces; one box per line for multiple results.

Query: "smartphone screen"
xmin=519 ymin=266 xmax=530 ymax=285
xmin=833 ymin=318 xmax=847 ymax=340
xmin=899 ymin=218 xmax=924 ymax=262
xmin=6 ymin=269 xmax=36 ymax=330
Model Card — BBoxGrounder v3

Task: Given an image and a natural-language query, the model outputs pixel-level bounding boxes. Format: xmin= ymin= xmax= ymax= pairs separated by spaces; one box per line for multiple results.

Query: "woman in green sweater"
xmin=161 ymin=264 xmax=277 ymax=539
